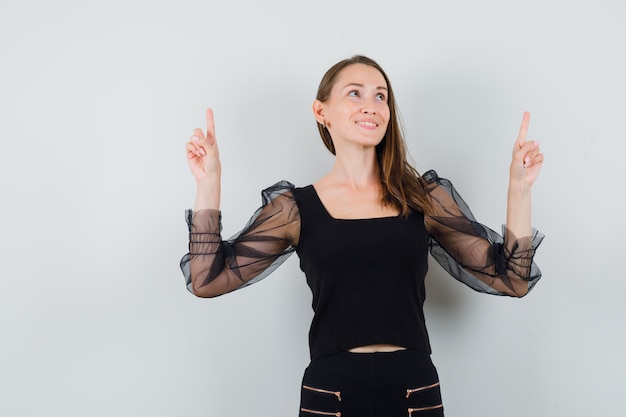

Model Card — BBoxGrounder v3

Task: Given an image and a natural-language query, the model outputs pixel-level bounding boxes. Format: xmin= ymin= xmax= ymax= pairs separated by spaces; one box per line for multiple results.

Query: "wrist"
xmin=196 ymin=174 xmax=221 ymax=189
xmin=194 ymin=176 xmax=221 ymax=211
xmin=508 ymin=178 xmax=532 ymax=196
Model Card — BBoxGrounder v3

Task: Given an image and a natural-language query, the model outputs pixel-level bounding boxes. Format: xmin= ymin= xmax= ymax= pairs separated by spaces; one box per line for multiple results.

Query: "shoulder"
xmin=422 ymin=170 xmax=456 ymax=193
xmin=291 ymin=185 xmax=316 ymax=209
xmin=261 ymin=180 xmax=297 ymax=202
xmin=422 ymin=169 xmax=440 ymax=185
xmin=260 ymin=181 xmax=315 ymax=212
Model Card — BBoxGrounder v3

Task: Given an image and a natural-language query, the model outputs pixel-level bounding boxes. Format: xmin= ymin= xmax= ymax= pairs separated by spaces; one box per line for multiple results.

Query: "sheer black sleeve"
xmin=179 ymin=181 xmax=300 ymax=298
xmin=423 ymin=170 xmax=544 ymax=297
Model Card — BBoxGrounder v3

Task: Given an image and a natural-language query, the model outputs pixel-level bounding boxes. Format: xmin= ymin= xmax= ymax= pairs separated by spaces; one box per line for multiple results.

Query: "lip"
xmin=355 ymin=119 xmax=379 ymax=129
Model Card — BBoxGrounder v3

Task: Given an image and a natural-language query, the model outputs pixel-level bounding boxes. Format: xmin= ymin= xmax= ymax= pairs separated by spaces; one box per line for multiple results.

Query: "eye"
xmin=348 ymin=90 xmax=360 ymax=97
xmin=376 ymin=93 xmax=386 ymax=101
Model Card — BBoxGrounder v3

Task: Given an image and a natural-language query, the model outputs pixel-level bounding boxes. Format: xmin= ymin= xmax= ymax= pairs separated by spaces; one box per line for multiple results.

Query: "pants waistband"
xmin=308 ymin=349 xmax=433 ymax=380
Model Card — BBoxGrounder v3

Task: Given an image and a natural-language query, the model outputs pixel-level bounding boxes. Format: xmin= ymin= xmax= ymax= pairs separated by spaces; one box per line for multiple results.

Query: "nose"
xmin=361 ymin=98 xmax=377 ymax=114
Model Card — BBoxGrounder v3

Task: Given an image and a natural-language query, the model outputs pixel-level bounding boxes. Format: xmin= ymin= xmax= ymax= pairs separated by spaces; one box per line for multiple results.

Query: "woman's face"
xmin=316 ymin=63 xmax=390 ymax=151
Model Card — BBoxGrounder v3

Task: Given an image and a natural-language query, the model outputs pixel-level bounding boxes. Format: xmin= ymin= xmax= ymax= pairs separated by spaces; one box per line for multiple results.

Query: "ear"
xmin=312 ymin=99 xmax=326 ymax=126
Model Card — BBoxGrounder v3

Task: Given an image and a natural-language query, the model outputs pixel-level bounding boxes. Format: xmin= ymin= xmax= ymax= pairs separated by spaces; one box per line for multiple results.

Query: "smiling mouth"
xmin=356 ymin=121 xmax=378 ymax=127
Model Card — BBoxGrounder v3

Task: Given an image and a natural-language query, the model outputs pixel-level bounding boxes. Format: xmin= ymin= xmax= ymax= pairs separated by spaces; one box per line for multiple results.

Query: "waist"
xmin=306 ymin=348 xmax=435 ymax=381
xmin=348 ymin=344 xmax=407 ymax=353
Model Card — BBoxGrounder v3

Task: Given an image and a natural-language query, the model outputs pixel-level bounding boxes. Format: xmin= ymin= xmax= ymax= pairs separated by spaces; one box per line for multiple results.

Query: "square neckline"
xmin=307 ymin=185 xmax=403 ymax=221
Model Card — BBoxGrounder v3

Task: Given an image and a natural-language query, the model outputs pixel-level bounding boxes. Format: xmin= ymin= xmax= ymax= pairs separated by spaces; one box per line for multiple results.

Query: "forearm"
xmin=506 ymin=179 xmax=532 ymax=239
xmin=194 ymin=175 xmax=221 ymax=211
xmin=505 ymin=111 xmax=542 ymax=239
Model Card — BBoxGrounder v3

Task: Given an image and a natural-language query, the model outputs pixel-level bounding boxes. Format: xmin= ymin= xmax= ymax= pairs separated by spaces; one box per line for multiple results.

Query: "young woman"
xmin=181 ymin=55 xmax=544 ymax=417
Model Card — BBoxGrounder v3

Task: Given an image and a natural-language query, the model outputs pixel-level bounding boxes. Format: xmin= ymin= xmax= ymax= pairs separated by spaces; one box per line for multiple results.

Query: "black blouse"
xmin=292 ymin=183 xmax=433 ymax=359
xmin=180 ymin=170 xmax=544 ymax=356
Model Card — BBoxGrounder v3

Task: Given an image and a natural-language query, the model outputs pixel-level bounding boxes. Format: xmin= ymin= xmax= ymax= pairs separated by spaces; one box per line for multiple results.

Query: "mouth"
xmin=355 ymin=120 xmax=379 ymax=128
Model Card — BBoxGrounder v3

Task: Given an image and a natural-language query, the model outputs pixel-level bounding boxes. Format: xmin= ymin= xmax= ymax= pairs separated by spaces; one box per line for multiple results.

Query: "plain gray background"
xmin=1 ymin=0 xmax=624 ymax=416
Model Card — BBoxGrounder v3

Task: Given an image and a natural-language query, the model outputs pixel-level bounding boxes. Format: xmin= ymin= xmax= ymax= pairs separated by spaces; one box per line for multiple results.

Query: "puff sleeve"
xmin=423 ymin=170 xmax=544 ymax=297
xmin=180 ymin=181 xmax=300 ymax=298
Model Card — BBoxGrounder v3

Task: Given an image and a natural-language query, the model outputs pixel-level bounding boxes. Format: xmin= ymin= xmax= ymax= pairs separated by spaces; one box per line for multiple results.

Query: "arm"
xmin=506 ymin=112 xmax=544 ymax=242
xmin=180 ymin=187 xmax=299 ymax=298
xmin=181 ymin=109 xmax=300 ymax=298
xmin=424 ymin=113 xmax=545 ymax=297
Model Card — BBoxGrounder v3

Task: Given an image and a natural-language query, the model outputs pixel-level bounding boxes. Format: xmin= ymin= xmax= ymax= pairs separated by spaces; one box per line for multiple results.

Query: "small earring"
xmin=323 ymin=120 xmax=328 ymax=129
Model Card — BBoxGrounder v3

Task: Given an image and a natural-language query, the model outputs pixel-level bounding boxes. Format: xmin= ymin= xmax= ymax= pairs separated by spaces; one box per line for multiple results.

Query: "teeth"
xmin=356 ymin=121 xmax=377 ymax=127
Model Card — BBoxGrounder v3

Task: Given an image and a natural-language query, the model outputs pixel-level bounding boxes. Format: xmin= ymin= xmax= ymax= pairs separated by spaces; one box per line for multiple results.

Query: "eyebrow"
xmin=341 ymin=82 xmax=388 ymax=91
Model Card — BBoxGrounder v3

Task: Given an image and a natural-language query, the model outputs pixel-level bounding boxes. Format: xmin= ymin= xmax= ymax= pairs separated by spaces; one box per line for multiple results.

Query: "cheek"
xmin=334 ymin=107 xmax=355 ymax=120
xmin=382 ymin=110 xmax=391 ymax=125
xmin=380 ymin=104 xmax=390 ymax=118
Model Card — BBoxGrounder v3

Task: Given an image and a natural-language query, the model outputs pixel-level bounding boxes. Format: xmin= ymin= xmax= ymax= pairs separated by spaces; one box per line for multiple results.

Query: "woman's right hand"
xmin=186 ymin=108 xmax=221 ymax=183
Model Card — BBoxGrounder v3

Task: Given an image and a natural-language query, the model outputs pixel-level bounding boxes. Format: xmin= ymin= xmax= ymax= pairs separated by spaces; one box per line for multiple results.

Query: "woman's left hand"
xmin=510 ymin=112 xmax=544 ymax=188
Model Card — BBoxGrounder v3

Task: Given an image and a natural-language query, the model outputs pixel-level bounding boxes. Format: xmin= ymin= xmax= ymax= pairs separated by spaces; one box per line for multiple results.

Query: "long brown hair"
xmin=315 ymin=55 xmax=432 ymax=216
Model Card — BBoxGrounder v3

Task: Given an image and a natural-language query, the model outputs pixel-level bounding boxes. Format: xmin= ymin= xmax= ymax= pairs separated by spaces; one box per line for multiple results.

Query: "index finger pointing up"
xmin=517 ymin=111 xmax=530 ymax=148
xmin=205 ymin=108 xmax=216 ymax=145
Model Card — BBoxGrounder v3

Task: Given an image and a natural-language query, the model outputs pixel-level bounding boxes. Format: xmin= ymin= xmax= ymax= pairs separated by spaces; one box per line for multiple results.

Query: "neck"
xmin=330 ymin=147 xmax=380 ymax=189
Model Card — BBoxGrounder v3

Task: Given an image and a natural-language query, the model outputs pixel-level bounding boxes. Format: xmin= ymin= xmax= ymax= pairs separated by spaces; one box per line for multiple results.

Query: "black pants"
xmin=299 ymin=349 xmax=444 ymax=417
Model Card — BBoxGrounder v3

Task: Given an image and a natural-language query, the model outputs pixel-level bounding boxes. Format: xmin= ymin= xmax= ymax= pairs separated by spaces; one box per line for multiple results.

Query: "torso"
xmin=293 ymin=184 xmax=432 ymax=360
xmin=312 ymin=181 xmax=406 ymax=354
